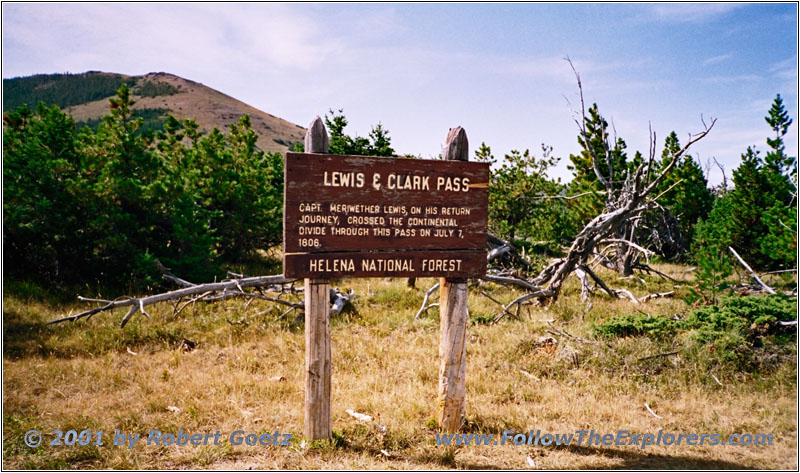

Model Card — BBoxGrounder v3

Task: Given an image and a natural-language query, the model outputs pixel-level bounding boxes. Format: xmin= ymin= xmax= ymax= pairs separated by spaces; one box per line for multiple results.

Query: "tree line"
xmin=477 ymin=96 xmax=796 ymax=281
xmin=3 ymin=85 xmax=796 ymax=292
xmin=4 ymin=84 xmax=283 ymax=289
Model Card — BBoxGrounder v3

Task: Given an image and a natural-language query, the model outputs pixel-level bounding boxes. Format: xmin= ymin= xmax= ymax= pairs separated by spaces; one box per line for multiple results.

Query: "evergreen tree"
xmin=654 ymin=131 xmax=714 ymax=253
xmin=325 ymin=109 xmax=395 ymax=157
xmin=477 ymin=142 xmax=569 ymax=251
xmin=3 ymin=84 xmax=289 ymax=290
xmin=567 ymin=104 xmax=631 ymax=229
xmin=764 ymin=94 xmax=794 ymax=177
xmin=3 ymin=103 xmax=87 ymax=282
xmin=692 ymin=95 xmax=796 ymax=270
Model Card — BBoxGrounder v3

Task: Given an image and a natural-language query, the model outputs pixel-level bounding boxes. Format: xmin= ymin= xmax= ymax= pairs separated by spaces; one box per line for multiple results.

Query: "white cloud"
xmin=769 ymin=56 xmax=798 ymax=80
xmin=649 ymin=4 xmax=744 ymax=23
xmin=700 ymin=74 xmax=762 ymax=85
xmin=703 ymin=53 xmax=732 ymax=66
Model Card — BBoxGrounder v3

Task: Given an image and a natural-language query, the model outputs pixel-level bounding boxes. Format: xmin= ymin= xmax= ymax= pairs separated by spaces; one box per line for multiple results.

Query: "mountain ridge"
xmin=3 ymin=71 xmax=306 ymax=153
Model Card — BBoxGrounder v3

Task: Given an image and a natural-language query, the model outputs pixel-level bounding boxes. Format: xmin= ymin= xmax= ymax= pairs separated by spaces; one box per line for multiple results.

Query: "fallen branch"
xmin=613 ymin=288 xmax=640 ymax=304
xmin=481 ymin=273 xmax=541 ymax=291
xmin=634 ymin=263 xmax=679 ymax=282
xmin=546 ymin=320 xmax=597 ymax=345
xmin=50 ymin=274 xmax=299 ymax=327
xmin=330 ymin=288 xmax=355 ymax=316
xmin=639 ymin=291 xmax=675 ymax=302
xmin=491 ymin=289 xmax=554 ymax=324
xmin=644 ymin=402 xmax=663 ymax=419
xmin=728 ymin=247 xmax=776 ymax=294
xmin=414 ymin=282 xmax=440 ymax=319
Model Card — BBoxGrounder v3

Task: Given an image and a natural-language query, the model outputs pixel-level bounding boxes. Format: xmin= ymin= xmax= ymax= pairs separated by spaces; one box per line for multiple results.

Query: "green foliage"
xmin=691 ymin=95 xmax=796 ymax=271
xmin=566 ymin=103 xmax=631 ymax=226
xmin=3 ymin=72 xmax=135 ymax=111
xmin=689 ymin=203 xmax=735 ymax=305
xmin=593 ymin=313 xmax=678 ymax=339
xmin=190 ymin=115 xmax=285 ymax=262
xmin=759 ymin=201 xmax=797 ymax=265
xmin=3 ymin=103 xmax=87 ymax=283
xmin=3 ymin=85 xmax=285 ymax=290
xmin=653 ymin=132 xmax=714 ymax=252
xmin=475 ymin=142 xmax=570 ymax=250
xmin=76 ymin=108 xmax=169 ymax=135
xmin=764 ymin=94 xmax=795 ymax=177
xmin=135 ymin=80 xmax=180 ymax=98
xmin=325 ymin=109 xmax=395 ymax=156
xmin=595 ymin=294 xmax=796 ymax=369
xmin=680 ymin=294 xmax=796 ymax=366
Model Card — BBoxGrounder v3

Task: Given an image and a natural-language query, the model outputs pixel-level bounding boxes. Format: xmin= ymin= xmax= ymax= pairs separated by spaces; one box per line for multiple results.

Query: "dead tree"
xmin=419 ymin=64 xmax=715 ymax=319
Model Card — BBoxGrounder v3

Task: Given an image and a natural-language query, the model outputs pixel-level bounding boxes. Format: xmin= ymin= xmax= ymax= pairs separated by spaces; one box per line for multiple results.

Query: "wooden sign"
xmin=283 ymin=152 xmax=489 ymax=278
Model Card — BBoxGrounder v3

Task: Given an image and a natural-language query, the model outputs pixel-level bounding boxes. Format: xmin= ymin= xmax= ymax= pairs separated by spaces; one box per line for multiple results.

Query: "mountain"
xmin=3 ymin=71 xmax=306 ymax=153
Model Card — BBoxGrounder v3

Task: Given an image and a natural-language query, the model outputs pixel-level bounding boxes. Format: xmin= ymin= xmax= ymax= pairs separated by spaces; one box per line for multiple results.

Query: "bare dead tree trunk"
xmin=470 ymin=61 xmax=716 ymax=312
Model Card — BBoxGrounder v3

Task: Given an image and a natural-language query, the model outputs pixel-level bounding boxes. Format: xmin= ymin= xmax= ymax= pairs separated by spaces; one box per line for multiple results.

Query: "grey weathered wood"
xmin=304 ymin=116 xmax=329 ymax=154
xmin=728 ymin=246 xmax=776 ymax=294
xmin=436 ymin=127 xmax=469 ymax=432
xmin=442 ymin=126 xmax=468 ymax=162
xmin=48 ymin=275 xmax=298 ymax=326
xmin=302 ymin=118 xmax=332 ymax=439
xmin=437 ymin=278 xmax=468 ymax=432
xmin=304 ymin=278 xmax=332 ymax=439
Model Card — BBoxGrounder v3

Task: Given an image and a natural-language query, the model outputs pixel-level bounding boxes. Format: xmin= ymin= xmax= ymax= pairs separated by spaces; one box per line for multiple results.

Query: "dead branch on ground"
xmin=49 ymin=262 xmax=355 ymax=327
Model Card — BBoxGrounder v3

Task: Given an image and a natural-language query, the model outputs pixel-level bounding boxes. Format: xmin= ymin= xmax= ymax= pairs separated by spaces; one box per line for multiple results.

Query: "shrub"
xmin=594 ymin=294 xmax=797 ymax=370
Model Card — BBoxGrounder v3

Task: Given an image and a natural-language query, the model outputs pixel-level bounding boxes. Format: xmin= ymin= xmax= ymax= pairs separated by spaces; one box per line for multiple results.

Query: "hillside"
xmin=3 ymin=71 xmax=306 ymax=153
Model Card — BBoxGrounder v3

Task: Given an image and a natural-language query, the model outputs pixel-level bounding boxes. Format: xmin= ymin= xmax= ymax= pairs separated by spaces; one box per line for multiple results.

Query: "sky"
xmin=2 ymin=2 xmax=797 ymax=185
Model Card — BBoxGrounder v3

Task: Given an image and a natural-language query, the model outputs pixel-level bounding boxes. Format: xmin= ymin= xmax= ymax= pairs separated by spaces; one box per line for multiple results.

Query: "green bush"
xmin=594 ymin=294 xmax=797 ymax=370
xmin=593 ymin=313 xmax=678 ymax=339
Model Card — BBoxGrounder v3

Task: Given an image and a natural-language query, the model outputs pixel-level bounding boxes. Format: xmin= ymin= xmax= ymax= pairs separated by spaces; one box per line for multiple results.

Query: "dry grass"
xmin=3 ymin=264 xmax=797 ymax=469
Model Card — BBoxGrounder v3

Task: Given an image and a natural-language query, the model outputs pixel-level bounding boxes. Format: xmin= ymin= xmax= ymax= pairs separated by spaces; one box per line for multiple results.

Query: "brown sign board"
xmin=283 ymin=152 xmax=489 ymax=278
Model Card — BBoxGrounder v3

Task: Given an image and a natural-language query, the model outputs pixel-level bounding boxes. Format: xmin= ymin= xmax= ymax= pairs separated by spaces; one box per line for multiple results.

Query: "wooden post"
xmin=303 ymin=117 xmax=332 ymax=439
xmin=437 ymin=127 xmax=469 ymax=432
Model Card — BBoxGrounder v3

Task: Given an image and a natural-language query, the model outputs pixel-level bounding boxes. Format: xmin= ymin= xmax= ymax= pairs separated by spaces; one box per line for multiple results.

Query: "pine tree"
xmin=654 ymin=131 xmax=714 ymax=253
xmin=765 ymin=94 xmax=794 ymax=176
xmin=692 ymin=95 xmax=796 ymax=270
xmin=566 ymin=104 xmax=630 ymax=229
xmin=325 ymin=109 xmax=395 ymax=156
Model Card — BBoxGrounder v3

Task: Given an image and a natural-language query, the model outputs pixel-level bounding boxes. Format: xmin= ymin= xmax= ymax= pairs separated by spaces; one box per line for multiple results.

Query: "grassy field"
xmin=3 ymin=264 xmax=797 ymax=469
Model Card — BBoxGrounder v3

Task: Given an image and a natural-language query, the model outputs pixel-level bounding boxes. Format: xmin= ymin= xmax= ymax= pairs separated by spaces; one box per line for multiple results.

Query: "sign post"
xmin=437 ymin=127 xmax=470 ymax=433
xmin=302 ymin=117 xmax=332 ymax=440
xmin=286 ymin=121 xmax=488 ymax=438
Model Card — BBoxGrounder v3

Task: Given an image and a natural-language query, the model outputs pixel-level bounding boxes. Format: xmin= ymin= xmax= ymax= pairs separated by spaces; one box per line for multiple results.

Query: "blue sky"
xmin=2 ymin=2 xmax=797 ymax=184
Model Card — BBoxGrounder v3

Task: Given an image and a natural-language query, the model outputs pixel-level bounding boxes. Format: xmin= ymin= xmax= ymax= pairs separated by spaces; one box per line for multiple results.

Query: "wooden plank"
xmin=284 ymin=152 xmax=488 ymax=254
xmin=437 ymin=278 xmax=468 ymax=432
xmin=437 ymin=127 xmax=470 ymax=433
xmin=304 ymin=278 xmax=332 ymax=440
xmin=304 ymin=116 xmax=329 ymax=153
xmin=302 ymin=117 xmax=331 ymax=441
xmin=284 ymin=249 xmax=486 ymax=279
